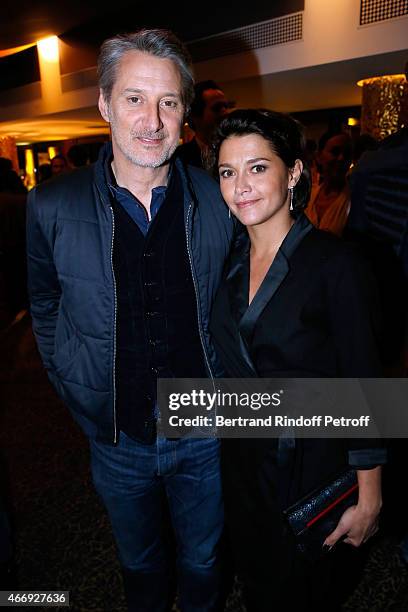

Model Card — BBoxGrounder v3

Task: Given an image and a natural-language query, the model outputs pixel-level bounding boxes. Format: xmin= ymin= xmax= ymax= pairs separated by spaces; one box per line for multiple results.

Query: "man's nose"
xmin=143 ymin=103 xmax=163 ymax=132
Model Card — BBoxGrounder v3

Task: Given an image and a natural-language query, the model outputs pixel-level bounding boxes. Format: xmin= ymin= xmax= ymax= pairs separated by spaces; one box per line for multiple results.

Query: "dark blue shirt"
xmin=105 ymin=157 xmax=169 ymax=235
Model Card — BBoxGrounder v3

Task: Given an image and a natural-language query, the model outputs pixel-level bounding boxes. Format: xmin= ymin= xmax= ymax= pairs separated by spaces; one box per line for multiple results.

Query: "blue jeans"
xmin=90 ymin=432 xmax=224 ymax=611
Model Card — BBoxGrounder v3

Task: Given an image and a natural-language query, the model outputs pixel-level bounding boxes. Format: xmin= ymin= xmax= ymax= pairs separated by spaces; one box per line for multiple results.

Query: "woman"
xmin=306 ymin=130 xmax=352 ymax=236
xmin=210 ymin=109 xmax=385 ymax=610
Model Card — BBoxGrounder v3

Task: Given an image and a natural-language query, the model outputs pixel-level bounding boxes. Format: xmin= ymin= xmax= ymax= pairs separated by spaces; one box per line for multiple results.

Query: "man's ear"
xmin=98 ymin=91 xmax=110 ymax=123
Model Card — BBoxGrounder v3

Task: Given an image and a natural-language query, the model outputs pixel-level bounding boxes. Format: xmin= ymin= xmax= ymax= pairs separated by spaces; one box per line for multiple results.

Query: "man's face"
xmin=196 ymin=89 xmax=229 ymax=140
xmin=99 ymin=50 xmax=185 ymax=168
xmin=51 ymin=157 xmax=67 ymax=175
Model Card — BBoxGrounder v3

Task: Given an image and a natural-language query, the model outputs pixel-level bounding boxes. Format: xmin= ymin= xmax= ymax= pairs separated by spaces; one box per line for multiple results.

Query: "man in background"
xmin=177 ymin=79 xmax=232 ymax=170
xmin=67 ymin=144 xmax=89 ymax=169
xmin=346 ymin=126 xmax=408 ymax=566
xmin=50 ymin=154 xmax=68 ymax=177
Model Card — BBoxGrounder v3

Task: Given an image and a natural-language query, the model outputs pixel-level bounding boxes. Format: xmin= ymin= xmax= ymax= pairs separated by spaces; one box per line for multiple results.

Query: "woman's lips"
xmin=235 ymin=199 xmax=260 ymax=208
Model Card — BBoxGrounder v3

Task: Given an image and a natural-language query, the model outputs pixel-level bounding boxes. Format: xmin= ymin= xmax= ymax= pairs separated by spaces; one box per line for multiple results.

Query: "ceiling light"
xmin=37 ymin=36 xmax=59 ymax=62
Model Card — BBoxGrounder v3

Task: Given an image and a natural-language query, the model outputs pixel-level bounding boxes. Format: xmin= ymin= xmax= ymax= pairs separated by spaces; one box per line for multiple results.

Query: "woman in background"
xmin=210 ymin=109 xmax=385 ymax=610
xmin=306 ymin=130 xmax=352 ymax=236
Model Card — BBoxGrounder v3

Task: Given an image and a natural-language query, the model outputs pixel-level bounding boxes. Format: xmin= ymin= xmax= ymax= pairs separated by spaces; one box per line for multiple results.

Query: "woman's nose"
xmin=234 ymin=176 xmax=251 ymax=195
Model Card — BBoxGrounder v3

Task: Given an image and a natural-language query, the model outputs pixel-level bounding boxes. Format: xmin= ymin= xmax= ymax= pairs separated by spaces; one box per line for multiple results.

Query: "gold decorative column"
xmin=357 ymin=74 xmax=408 ymax=140
xmin=0 ymin=136 xmax=19 ymax=172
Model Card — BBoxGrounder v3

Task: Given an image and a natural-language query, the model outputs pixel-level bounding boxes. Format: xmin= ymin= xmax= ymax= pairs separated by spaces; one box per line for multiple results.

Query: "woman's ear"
xmin=289 ymin=159 xmax=303 ymax=188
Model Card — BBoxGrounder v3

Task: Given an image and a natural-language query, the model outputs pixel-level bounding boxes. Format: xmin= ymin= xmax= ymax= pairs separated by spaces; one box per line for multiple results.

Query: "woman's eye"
xmin=219 ymin=169 xmax=233 ymax=178
xmin=252 ymin=164 xmax=266 ymax=173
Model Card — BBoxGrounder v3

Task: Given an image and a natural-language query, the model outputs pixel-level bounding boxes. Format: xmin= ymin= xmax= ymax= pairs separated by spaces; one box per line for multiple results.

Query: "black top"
xmin=211 ymin=214 xmax=382 ymax=378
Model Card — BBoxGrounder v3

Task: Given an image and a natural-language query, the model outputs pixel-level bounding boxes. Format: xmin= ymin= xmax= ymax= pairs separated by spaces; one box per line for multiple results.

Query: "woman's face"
xmin=218 ymin=133 xmax=292 ymax=228
xmin=318 ymin=134 xmax=351 ymax=181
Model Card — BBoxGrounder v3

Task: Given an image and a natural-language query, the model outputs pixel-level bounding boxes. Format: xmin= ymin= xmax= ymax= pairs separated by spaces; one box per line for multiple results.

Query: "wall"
xmin=194 ymin=0 xmax=408 ymax=82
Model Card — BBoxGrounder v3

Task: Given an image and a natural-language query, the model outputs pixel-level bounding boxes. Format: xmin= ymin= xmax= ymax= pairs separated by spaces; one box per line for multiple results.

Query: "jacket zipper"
xmin=185 ymin=201 xmax=214 ymax=380
xmin=109 ymin=205 xmax=118 ymax=444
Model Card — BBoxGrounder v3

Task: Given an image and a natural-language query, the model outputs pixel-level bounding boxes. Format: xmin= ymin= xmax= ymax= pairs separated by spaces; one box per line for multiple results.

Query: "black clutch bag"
xmin=283 ymin=468 xmax=358 ymax=561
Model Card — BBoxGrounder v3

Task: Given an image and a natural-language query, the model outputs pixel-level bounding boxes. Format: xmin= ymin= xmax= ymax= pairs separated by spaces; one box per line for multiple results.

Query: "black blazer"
xmin=211 ymin=214 xmax=381 ymax=378
xmin=210 ymin=214 xmax=385 ymax=501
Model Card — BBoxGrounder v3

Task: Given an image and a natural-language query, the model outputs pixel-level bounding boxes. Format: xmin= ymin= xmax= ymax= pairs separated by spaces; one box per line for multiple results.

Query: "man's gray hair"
xmin=97 ymin=28 xmax=194 ymax=110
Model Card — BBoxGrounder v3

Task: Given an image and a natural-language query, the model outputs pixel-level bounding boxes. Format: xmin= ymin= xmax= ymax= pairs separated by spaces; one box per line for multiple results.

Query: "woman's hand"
xmin=323 ymin=466 xmax=382 ymax=549
xmin=323 ymin=503 xmax=380 ymax=548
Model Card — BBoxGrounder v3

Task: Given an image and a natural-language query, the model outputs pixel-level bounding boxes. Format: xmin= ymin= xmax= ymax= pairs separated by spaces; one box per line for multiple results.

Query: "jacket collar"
xmin=94 ymin=141 xmax=184 ymax=207
xmin=227 ymin=213 xmax=313 ymax=347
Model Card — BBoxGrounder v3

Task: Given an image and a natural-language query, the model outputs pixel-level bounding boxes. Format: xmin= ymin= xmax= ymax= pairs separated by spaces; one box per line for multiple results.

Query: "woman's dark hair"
xmin=215 ymin=108 xmax=311 ymax=215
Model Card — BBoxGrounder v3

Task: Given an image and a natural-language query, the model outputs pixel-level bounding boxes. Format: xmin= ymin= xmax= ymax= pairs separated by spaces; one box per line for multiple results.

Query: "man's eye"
xmin=252 ymin=164 xmax=266 ymax=173
xmin=162 ymin=100 xmax=177 ymax=108
xmin=128 ymin=96 xmax=140 ymax=104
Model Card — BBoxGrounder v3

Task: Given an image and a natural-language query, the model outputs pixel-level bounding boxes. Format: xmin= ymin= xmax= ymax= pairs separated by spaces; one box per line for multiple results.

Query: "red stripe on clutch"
xmin=306 ymin=483 xmax=359 ymax=528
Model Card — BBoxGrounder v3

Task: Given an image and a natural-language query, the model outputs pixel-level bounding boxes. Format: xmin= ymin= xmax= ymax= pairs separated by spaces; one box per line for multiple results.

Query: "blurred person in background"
xmin=0 ymin=158 xmax=26 ymax=195
xmin=0 ymin=158 xmax=27 ymax=328
xmin=304 ymin=138 xmax=319 ymax=187
xmin=177 ymin=80 xmax=232 ymax=170
xmin=67 ymin=144 xmax=89 ymax=169
xmin=346 ymin=127 xmax=408 ymax=564
xmin=346 ymin=126 xmax=408 ymax=373
xmin=350 ymin=133 xmax=378 ymax=170
xmin=306 ymin=130 xmax=352 ymax=236
xmin=37 ymin=163 xmax=52 ymax=183
xmin=50 ymin=154 xmax=68 ymax=177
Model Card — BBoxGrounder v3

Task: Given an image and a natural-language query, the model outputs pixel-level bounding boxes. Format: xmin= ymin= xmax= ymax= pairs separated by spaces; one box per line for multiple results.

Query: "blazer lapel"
xmin=225 ymin=230 xmax=257 ymax=375
xmin=226 ymin=230 xmax=250 ymax=325
xmin=239 ymin=214 xmax=314 ymax=345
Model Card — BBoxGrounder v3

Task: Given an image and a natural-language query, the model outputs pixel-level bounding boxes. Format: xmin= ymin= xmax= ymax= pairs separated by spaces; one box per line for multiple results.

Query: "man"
xmin=27 ymin=29 xmax=233 ymax=611
xmin=67 ymin=144 xmax=89 ymax=169
xmin=50 ymin=154 xmax=69 ymax=176
xmin=346 ymin=126 xmax=408 ymax=566
xmin=346 ymin=126 xmax=408 ymax=371
xmin=177 ymin=80 xmax=231 ymax=170
xmin=0 ymin=158 xmax=27 ymax=326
